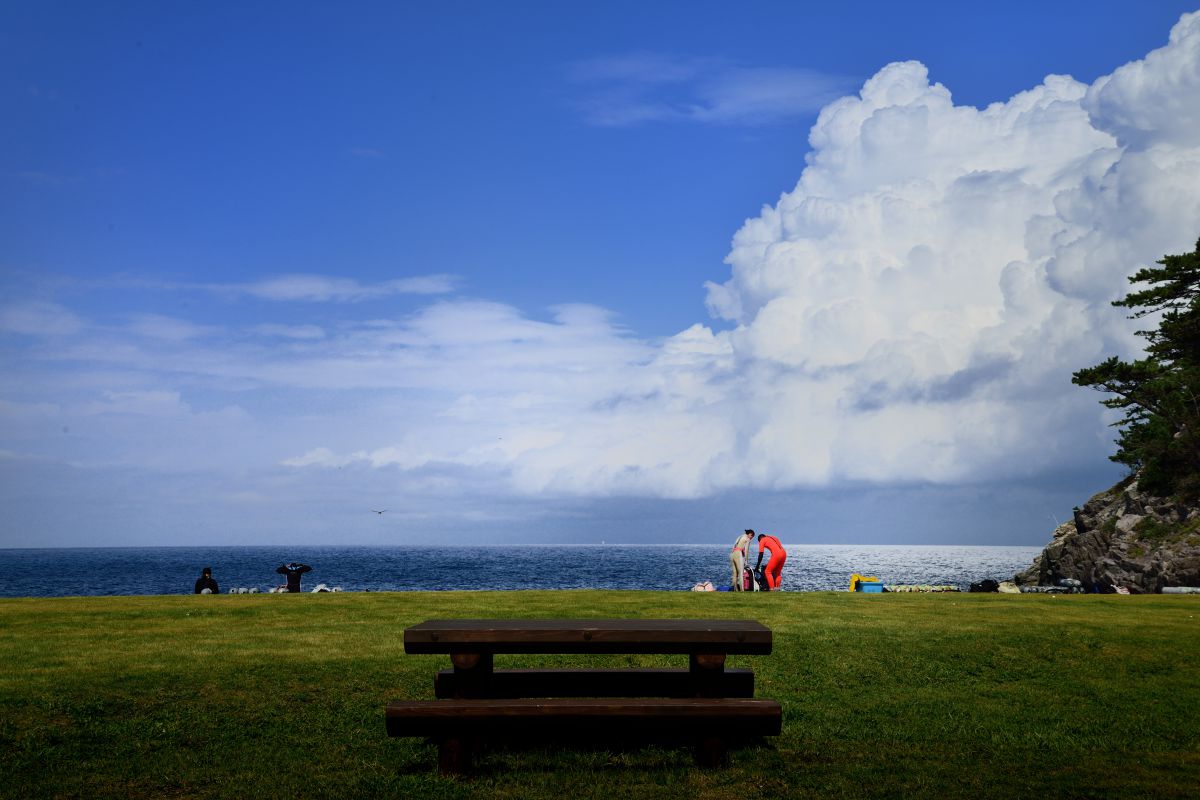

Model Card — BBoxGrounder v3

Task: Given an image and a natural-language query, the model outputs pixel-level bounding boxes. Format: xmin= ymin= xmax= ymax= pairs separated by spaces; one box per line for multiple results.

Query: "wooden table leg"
xmin=695 ymin=735 xmax=727 ymax=767
xmin=438 ymin=735 xmax=471 ymax=775
xmin=689 ymin=652 xmax=726 ymax=698
xmin=449 ymin=652 xmax=493 ymax=698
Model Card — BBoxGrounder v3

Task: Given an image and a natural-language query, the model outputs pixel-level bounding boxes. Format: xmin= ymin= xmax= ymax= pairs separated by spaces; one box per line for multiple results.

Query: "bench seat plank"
xmin=434 ymin=667 xmax=754 ymax=698
xmin=386 ymin=697 xmax=782 ymax=736
xmin=387 ymin=697 xmax=782 ymax=771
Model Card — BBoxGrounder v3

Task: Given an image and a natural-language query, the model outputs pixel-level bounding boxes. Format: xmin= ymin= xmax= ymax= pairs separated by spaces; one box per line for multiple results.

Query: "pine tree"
xmin=1072 ymin=238 xmax=1200 ymax=501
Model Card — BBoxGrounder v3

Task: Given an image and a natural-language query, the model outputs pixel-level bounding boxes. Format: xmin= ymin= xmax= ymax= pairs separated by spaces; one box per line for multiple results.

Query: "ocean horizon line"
xmin=1 ymin=542 xmax=1044 ymax=552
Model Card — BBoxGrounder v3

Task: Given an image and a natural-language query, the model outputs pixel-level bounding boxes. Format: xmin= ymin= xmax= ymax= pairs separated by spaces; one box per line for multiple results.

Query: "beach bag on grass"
xmin=743 ymin=566 xmax=760 ymax=592
xmin=753 ymin=568 xmax=769 ymax=592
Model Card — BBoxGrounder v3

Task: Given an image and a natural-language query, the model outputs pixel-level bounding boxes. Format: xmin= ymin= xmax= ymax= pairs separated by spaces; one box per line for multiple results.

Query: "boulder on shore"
xmin=1014 ymin=475 xmax=1200 ymax=594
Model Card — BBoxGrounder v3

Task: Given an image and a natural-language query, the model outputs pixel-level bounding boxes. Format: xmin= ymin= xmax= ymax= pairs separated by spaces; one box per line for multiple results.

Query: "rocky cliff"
xmin=1015 ymin=476 xmax=1200 ymax=593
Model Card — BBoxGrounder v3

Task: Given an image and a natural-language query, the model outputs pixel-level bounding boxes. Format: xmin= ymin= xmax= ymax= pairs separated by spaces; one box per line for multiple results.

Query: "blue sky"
xmin=3 ymin=1 xmax=1199 ymax=547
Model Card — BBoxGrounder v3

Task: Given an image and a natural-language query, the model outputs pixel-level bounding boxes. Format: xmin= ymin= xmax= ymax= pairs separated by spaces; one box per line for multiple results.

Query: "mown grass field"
xmin=2 ymin=590 xmax=1197 ymax=799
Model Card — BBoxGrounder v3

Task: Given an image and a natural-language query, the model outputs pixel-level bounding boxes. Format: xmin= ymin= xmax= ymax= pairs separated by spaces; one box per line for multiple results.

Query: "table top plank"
xmin=404 ymin=618 xmax=772 ymax=655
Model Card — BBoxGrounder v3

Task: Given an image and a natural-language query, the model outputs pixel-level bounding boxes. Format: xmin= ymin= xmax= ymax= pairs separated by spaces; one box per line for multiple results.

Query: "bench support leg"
xmin=438 ymin=736 xmax=471 ymax=775
xmin=694 ymin=735 xmax=727 ymax=768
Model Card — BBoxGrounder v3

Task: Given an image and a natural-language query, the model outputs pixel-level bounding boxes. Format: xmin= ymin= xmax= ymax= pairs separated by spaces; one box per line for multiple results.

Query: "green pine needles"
xmin=1073 ymin=237 xmax=1200 ymax=501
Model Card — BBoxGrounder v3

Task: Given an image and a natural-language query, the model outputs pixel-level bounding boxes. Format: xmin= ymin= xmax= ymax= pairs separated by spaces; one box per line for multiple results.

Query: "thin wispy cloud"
xmin=221 ymin=273 xmax=458 ymax=302
xmin=569 ymin=52 xmax=858 ymax=126
xmin=0 ymin=301 xmax=84 ymax=336
xmin=252 ymin=323 xmax=326 ymax=340
xmin=16 ymin=170 xmax=68 ymax=187
xmin=569 ymin=53 xmax=716 ymax=85
xmin=124 ymin=313 xmax=219 ymax=342
xmin=71 ymin=273 xmax=460 ymax=302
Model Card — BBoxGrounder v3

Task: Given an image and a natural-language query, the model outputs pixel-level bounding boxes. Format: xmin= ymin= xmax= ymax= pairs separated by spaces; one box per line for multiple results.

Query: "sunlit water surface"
xmin=0 ymin=544 xmax=1041 ymax=597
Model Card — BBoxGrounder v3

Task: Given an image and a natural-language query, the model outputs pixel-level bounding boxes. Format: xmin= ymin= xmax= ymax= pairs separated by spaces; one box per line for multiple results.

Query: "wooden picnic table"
xmin=404 ymin=617 xmax=771 ymax=698
xmin=389 ymin=618 xmax=781 ymax=773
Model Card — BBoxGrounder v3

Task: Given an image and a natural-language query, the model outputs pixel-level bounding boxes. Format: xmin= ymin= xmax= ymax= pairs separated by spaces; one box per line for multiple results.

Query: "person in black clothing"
xmin=194 ymin=567 xmax=219 ymax=594
xmin=276 ymin=562 xmax=312 ymax=592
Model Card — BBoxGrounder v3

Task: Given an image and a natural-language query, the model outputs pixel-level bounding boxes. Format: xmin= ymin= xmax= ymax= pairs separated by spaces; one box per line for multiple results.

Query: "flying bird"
xmin=371 ymin=509 xmax=387 ymax=515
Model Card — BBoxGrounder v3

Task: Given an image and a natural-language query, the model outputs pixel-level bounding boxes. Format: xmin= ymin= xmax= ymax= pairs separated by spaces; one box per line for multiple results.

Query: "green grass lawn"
xmin=2 ymin=591 xmax=1197 ymax=799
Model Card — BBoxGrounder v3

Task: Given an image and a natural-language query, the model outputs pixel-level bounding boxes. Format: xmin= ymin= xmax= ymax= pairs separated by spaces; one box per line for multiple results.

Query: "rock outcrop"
xmin=1015 ymin=476 xmax=1200 ymax=593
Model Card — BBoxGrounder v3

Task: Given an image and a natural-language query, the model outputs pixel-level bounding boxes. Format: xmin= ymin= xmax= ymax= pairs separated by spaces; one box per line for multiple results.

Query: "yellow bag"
xmin=849 ymin=573 xmax=881 ymax=592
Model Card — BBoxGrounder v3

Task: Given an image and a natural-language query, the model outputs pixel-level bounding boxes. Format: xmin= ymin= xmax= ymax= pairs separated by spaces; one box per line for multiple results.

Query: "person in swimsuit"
xmin=730 ymin=529 xmax=753 ymax=591
xmin=275 ymin=562 xmax=312 ymax=592
xmin=754 ymin=533 xmax=787 ymax=591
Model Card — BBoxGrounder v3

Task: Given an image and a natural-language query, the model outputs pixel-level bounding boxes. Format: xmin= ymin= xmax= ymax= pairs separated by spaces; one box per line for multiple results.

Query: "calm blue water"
xmin=0 ymin=544 xmax=1041 ymax=597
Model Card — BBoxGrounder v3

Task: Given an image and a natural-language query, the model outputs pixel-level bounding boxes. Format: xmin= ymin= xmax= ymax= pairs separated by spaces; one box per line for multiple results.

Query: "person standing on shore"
xmin=754 ymin=533 xmax=787 ymax=591
xmin=194 ymin=567 xmax=219 ymax=594
xmin=730 ymin=529 xmax=753 ymax=591
xmin=275 ymin=562 xmax=312 ymax=592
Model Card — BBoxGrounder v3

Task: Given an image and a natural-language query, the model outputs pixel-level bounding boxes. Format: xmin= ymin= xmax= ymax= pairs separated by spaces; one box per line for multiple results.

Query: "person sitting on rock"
xmin=194 ymin=567 xmax=219 ymax=594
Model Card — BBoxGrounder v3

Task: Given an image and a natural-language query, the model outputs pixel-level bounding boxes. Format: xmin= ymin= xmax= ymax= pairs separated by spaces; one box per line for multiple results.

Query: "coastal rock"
xmin=1015 ymin=475 xmax=1200 ymax=593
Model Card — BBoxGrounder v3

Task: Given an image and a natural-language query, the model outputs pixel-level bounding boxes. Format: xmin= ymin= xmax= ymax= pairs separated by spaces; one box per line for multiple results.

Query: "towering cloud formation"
xmin=496 ymin=11 xmax=1200 ymax=496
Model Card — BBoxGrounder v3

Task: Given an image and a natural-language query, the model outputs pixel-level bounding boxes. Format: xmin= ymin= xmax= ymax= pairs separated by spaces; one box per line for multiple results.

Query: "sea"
xmin=0 ymin=544 xmax=1042 ymax=597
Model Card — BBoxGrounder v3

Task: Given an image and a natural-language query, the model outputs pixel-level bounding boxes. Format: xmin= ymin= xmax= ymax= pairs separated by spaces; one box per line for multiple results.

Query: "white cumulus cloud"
xmin=5 ymin=13 xmax=1200 ymax=509
xmin=685 ymin=11 xmax=1200 ymax=490
xmin=462 ymin=11 xmax=1200 ymax=496
xmin=270 ymin=12 xmax=1200 ymax=496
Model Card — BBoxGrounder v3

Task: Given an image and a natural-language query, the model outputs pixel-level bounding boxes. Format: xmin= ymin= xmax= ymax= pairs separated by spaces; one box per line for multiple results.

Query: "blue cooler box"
xmin=858 ymin=582 xmax=885 ymax=593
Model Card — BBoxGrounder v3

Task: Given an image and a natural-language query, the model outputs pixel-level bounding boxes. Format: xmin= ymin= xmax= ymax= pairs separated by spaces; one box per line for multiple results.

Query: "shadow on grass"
xmin=395 ymin=734 xmax=780 ymax=778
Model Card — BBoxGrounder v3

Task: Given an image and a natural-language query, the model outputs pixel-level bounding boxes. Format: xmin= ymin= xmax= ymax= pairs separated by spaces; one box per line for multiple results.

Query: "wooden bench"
xmin=386 ymin=697 xmax=782 ymax=772
xmin=387 ymin=618 xmax=781 ymax=773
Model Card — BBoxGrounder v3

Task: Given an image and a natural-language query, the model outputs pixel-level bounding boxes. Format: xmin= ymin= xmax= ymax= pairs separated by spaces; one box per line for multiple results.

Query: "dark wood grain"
xmin=385 ymin=697 xmax=783 ymax=735
xmin=434 ymin=667 xmax=755 ymax=699
xmin=403 ymin=618 xmax=772 ymax=655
